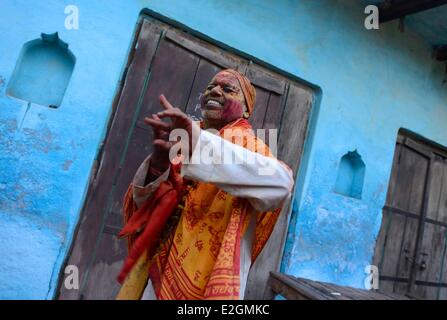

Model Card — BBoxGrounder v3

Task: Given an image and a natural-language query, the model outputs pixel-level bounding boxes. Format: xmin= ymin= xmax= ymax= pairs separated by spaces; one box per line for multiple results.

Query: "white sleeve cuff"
xmin=132 ymin=154 xmax=170 ymax=208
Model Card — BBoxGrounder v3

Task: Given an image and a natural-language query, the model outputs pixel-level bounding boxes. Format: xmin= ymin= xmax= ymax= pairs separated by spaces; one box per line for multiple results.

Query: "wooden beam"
xmin=379 ymin=0 xmax=447 ymax=23
xmin=436 ymin=45 xmax=447 ymax=61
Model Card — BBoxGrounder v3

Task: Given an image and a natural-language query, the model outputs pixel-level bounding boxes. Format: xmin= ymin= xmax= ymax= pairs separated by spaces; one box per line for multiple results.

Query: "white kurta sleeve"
xmin=181 ymin=129 xmax=294 ymax=212
xmin=132 ymin=155 xmax=170 ymax=208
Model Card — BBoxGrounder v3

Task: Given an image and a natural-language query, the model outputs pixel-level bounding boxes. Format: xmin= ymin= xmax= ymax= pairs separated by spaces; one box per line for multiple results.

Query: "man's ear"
xmin=242 ymin=102 xmax=249 ymax=119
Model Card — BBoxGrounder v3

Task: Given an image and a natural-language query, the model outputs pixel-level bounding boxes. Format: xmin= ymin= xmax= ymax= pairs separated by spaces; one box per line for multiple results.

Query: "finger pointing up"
xmin=159 ymin=94 xmax=174 ymax=110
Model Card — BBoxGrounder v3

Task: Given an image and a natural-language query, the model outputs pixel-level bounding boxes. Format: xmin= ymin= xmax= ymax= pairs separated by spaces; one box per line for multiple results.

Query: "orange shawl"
xmin=116 ymin=119 xmax=282 ymax=300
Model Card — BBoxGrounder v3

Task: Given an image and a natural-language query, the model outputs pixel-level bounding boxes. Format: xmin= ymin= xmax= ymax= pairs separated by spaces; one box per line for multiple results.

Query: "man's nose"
xmin=210 ymin=85 xmax=223 ymax=96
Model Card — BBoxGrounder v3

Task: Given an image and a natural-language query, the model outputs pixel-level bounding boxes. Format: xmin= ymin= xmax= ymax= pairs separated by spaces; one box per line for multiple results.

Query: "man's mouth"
xmin=204 ymin=98 xmax=223 ymax=109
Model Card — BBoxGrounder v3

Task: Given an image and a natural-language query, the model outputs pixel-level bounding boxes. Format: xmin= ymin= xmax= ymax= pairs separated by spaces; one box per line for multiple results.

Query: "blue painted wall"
xmin=0 ymin=0 xmax=446 ymax=298
xmin=0 ymin=0 xmax=142 ymax=299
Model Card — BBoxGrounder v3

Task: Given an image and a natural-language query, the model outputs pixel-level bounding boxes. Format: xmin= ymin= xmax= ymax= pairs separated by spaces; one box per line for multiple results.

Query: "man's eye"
xmin=223 ymin=86 xmax=235 ymax=93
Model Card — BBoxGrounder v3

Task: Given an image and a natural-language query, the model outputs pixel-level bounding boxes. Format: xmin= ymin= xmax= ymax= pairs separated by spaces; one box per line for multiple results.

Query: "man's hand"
xmin=144 ymin=113 xmax=172 ymax=173
xmin=144 ymin=95 xmax=197 ymax=173
xmin=155 ymin=94 xmax=193 ymax=139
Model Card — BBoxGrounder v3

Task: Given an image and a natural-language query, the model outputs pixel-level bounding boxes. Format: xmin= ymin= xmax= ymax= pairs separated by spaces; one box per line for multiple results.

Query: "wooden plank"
xmin=406 ymin=155 xmax=435 ymax=298
xmin=404 ymin=137 xmax=433 ymax=158
xmin=300 ymin=276 xmax=409 ymax=300
xmin=268 ymin=273 xmax=334 ymax=300
xmin=374 ymin=143 xmax=402 ymax=269
xmin=57 ymin=18 xmax=163 ymax=300
xmin=391 ymin=146 xmax=429 ymax=214
xmin=380 ymin=213 xmax=406 ymax=279
xmin=386 ymin=142 xmax=402 ymax=204
xmin=248 ymin=86 xmax=270 ymax=131
xmin=300 ymin=279 xmax=352 ymax=300
xmin=277 ymin=83 xmax=312 ymax=173
xmin=245 ymin=63 xmax=286 ymax=94
xmin=400 ymin=130 xmax=447 ymax=159
xmin=294 ymin=278 xmax=349 ymax=300
xmin=408 ymin=147 xmax=430 ymax=214
xmin=392 ymin=147 xmax=430 ymax=295
xmin=262 ymin=93 xmax=284 ymax=148
xmin=267 ymin=274 xmax=316 ymax=300
xmin=165 ymin=29 xmax=248 ymax=72
xmin=268 ymin=272 xmax=409 ymax=300
xmin=426 ymin=159 xmax=447 ymax=223
xmin=373 ymin=210 xmax=392 ymax=269
xmin=262 ymin=93 xmax=283 ymax=130
xmin=395 ymin=216 xmax=420 ymax=281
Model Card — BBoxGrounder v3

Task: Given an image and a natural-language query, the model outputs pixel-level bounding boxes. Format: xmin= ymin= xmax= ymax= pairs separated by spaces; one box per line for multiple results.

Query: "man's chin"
xmin=201 ymin=109 xmax=222 ymax=120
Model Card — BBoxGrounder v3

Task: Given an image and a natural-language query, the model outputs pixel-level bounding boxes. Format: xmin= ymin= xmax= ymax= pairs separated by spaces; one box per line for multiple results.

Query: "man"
xmin=116 ymin=69 xmax=293 ymax=300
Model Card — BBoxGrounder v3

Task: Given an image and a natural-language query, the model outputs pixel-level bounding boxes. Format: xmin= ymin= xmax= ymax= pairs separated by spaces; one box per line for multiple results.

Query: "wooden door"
xmin=373 ymin=132 xmax=447 ymax=299
xmin=57 ymin=16 xmax=314 ymax=300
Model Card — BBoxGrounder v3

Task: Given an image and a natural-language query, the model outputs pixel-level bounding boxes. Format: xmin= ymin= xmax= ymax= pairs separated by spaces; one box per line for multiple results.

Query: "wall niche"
xmin=7 ymin=32 xmax=75 ymax=108
xmin=334 ymin=150 xmax=365 ymax=199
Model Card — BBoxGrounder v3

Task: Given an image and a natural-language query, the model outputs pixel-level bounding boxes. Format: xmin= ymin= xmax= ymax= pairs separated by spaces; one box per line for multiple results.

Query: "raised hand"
xmin=144 ymin=95 xmax=197 ymax=175
xmin=143 ymin=113 xmax=172 ymax=173
xmin=156 ymin=95 xmax=193 ymax=137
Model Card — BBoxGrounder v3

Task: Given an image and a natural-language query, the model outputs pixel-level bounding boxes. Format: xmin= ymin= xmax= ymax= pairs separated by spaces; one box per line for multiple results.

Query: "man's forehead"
xmin=210 ymin=71 xmax=240 ymax=86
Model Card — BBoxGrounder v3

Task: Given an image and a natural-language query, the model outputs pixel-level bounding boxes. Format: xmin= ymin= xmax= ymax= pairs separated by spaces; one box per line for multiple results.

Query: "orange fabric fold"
xmin=117 ymin=164 xmax=184 ymax=283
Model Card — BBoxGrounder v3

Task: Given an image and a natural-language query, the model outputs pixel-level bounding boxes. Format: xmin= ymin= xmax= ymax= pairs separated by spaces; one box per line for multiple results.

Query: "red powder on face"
xmin=213 ymin=73 xmax=240 ymax=88
xmin=221 ymin=98 xmax=244 ymax=123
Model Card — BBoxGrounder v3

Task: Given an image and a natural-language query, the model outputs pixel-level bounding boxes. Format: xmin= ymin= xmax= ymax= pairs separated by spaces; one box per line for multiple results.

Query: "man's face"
xmin=200 ymin=71 xmax=247 ymax=126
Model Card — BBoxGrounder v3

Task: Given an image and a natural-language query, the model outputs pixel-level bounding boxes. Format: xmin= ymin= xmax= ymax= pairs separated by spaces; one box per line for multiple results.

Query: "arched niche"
xmin=334 ymin=150 xmax=365 ymax=199
xmin=7 ymin=32 xmax=75 ymax=108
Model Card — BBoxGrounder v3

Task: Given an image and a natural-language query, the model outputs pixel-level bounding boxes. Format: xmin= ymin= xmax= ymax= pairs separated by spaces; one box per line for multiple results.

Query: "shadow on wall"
xmin=6 ymin=32 xmax=76 ymax=108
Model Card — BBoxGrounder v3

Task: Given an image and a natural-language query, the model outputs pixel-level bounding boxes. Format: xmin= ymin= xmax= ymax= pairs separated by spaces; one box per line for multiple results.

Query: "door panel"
xmin=374 ymin=134 xmax=447 ymax=299
xmin=58 ymin=16 xmax=314 ymax=299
